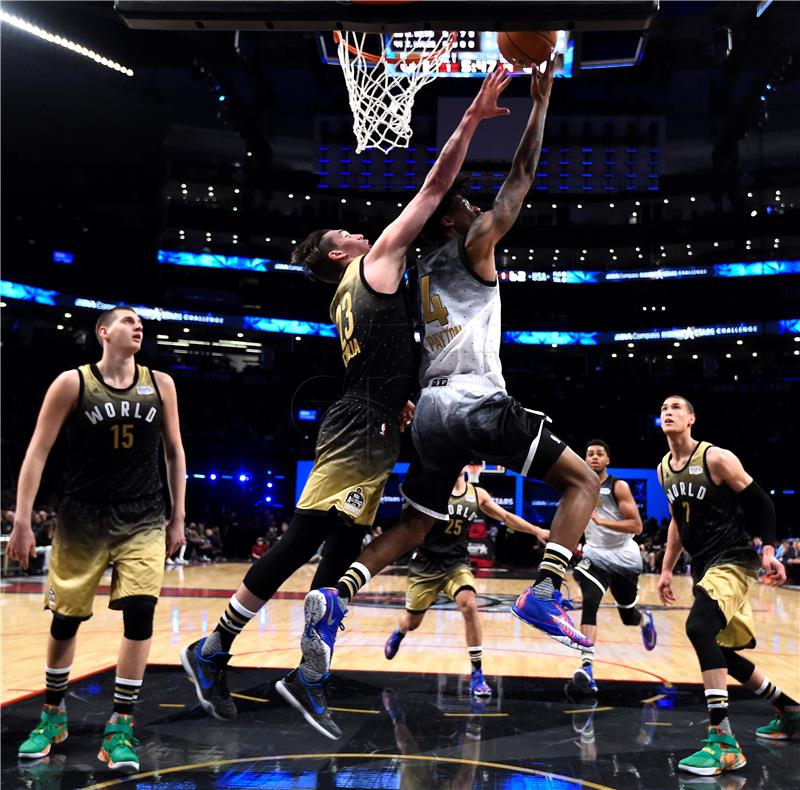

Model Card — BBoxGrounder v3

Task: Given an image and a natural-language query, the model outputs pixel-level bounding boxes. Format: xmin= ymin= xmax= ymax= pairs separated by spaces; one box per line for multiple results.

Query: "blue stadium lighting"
xmin=52 ymin=250 xmax=75 ymax=265
xmin=209 ymin=473 xmax=217 ymax=481
xmin=192 ymin=474 xmax=206 ymax=479
xmin=239 ymin=474 xmax=250 ymax=483
xmin=267 ymin=482 xmax=273 ymax=488
xmin=783 ymin=490 xmax=796 ymax=495
xmin=265 ymin=496 xmax=272 ymax=503
xmin=243 ymin=316 xmax=336 ymax=337
xmin=218 ymin=94 xmax=226 ymax=102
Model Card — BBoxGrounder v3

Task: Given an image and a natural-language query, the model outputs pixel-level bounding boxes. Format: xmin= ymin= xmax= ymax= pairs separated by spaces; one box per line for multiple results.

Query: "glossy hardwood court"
xmin=2 ymin=562 xmax=798 ymax=704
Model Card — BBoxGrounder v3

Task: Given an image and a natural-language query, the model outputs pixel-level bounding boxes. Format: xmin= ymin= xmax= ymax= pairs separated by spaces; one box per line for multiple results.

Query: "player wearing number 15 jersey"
xmin=9 ymin=306 xmax=186 ymax=771
xmin=384 ymin=467 xmax=549 ymax=699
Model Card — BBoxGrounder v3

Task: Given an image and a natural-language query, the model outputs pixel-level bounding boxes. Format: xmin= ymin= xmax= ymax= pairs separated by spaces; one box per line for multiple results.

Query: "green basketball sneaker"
xmin=755 ymin=709 xmax=800 ymax=740
xmin=97 ymin=714 xmax=140 ymax=771
xmin=18 ymin=705 xmax=68 ymax=759
xmin=678 ymin=728 xmax=747 ymax=776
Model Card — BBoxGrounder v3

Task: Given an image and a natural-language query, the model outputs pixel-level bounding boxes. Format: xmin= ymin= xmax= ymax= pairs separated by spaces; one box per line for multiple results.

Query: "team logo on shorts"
xmin=576 ymin=557 xmax=593 ymax=572
xmin=48 ymin=586 xmax=57 ymax=609
xmin=343 ymin=487 xmax=365 ymax=516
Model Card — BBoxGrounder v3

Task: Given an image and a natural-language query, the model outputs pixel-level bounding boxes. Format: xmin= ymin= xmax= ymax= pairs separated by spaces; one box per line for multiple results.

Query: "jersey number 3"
xmin=420 ymin=275 xmax=449 ymax=326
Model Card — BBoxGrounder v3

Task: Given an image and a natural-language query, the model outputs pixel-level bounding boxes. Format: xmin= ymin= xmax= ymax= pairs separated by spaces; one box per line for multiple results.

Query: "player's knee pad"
xmin=578 ymin=580 xmax=603 ymax=626
xmin=120 ymin=596 xmax=157 ymax=641
xmin=50 ymin=614 xmax=82 ymax=641
xmin=618 ymin=604 xmax=642 ymax=627
xmin=685 ymin=589 xmax=727 ymax=670
xmin=721 ymin=647 xmax=756 ymax=684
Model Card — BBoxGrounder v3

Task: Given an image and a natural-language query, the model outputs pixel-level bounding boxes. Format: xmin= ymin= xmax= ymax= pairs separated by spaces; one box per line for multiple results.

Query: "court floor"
xmin=2 ymin=562 xmax=798 ymax=788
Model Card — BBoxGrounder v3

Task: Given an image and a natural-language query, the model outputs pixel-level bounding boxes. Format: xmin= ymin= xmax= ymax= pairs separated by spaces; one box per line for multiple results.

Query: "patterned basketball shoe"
xmin=301 ymin=588 xmax=347 ymax=677
xmin=640 ymin=609 xmax=657 ymax=651
xmin=678 ymin=728 xmax=747 ymax=776
xmin=18 ymin=705 xmax=68 ymax=759
xmin=512 ymin=586 xmax=593 ymax=650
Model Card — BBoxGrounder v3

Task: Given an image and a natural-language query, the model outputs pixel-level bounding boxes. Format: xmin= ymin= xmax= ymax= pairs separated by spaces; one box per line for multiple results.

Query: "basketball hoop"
xmin=465 ymin=462 xmax=485 ymax=483
xmin=334 ymin=30 xmax=457 ymax=153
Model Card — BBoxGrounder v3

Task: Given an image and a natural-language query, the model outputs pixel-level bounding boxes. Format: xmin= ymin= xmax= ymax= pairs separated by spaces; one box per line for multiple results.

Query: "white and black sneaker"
xmin=276 ymin=669 xmax=342 ymax=740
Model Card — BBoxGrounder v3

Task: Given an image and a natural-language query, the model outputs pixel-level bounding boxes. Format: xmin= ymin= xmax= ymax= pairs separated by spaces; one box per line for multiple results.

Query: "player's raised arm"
xmin=363 ymin=68 xmax=511 ymax=293
xmin=465 ymin=57 xmax=556 ymax=281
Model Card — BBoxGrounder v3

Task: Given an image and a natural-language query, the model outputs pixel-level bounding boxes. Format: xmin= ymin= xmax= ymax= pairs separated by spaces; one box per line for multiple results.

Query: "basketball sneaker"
xmin=512 ymin=586 xmax=592 ymax=650
xmin=470 ymin=669 xmax=492 ymax=698
xmin=384 ymin=628 xmax=405 ymax=660
xmin=678 ymin=728 xmax=747 ymax=775
xmin=276 ymin=668 xmax=342 ymax=740
xmin=18 ymin=705 xmax=68 ymax=759
xmin=97 ymin=714 xmax=140 ymax=771
xmin=755 ymin=709 xmax=800 ymax=740
xmin=301 ymin=587 xmax=347 ymax=677
xmin=640 ymin=609 xmax=657 ymax=651
xmin=572 ymin=664 xmax=599 ymax=695
xmin=180 ymin=637 xmax=237 ymax=720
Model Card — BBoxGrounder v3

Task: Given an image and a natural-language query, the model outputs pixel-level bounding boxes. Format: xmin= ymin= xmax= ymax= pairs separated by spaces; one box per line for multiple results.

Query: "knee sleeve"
xmin=121 ymin=596 xmax=156 ymax=641
xmin=50 ymin=614 xmax=82 ymax=641
xmin=685 ymin=588 xmax=727 ymax=671
xmin=578 ymin=579 xmax=603 ymax=626
xmin=721 ymin=647 xmax=756 ymax=684
xmin=618 ymin=605 xmax=643 ymax=627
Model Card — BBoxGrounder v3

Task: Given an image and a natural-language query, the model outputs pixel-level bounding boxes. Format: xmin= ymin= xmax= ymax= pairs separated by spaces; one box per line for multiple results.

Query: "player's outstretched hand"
xmin=761 ymin=552 xmax=787 ymax=586
xmin=657 ymin=570 xmax=675 ymax=605
xmin=531 ymin=54 xmax=558 ymax=104
xmin=470 ymin=66 xmax=512 ymax=121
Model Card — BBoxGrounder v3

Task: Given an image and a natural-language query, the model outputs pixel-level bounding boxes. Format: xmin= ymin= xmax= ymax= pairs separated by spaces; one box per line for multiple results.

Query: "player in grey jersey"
xmin=570 ymin=440 xmax=657 ymax=696
xmin=303 ymin=58 xmax=599 ymax=721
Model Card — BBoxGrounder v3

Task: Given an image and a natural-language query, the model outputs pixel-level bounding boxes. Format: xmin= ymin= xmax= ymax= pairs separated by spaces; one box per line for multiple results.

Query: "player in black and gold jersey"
xmin=8 ymin=306 xmax=186 ymax=771
xmin=656 ymin=395 xmax=798 ymax=776
xmin=384 ymin=466 xmax=548 ymax=698
xmin=181 ymin=69 xmax=514 ymax=737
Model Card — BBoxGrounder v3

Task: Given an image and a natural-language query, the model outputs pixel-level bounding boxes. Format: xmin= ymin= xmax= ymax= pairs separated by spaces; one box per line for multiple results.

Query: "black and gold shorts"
xmin=46 ymin=494 xmax=166 ymax=619
xmin=296 ymin=397 xmax=402 ymax=527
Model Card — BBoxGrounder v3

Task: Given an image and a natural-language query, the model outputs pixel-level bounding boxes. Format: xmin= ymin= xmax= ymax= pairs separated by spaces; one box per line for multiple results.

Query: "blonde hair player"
xmin=384 ymin=465 xmax=549 ymax=698
xmin=8 ymin=306 xmax=186 ymax=771
xmin=657 ymin=395 xmax=797 ymax=777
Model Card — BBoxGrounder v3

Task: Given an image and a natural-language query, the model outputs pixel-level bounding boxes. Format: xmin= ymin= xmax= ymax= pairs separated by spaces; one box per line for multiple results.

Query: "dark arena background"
xmin=1 ymin=2 xmax=799 ymax=788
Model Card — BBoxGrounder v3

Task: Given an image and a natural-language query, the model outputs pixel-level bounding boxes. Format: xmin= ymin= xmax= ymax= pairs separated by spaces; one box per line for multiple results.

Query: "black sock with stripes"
xmin=336 ymin=562 xmax=371 ymax=604
xmin=113 ymin=676 xmax=143 ymax=716
xmin=204 ymin=595 xmax=259 ymax=655
xmin=753 ymin=676 xmax=800 ymax=712
xmin=44 ymin=665 xmax=71 ymax=707
xmin=533 ymin=543 xmax=572 ymax=596
xmin=705 ymin=688 xmax=731 ymax=732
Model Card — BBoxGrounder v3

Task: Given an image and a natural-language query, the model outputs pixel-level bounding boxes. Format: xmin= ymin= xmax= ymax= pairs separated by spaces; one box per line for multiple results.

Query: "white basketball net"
xmin=336 ymin=30 xmax=456 ymax=153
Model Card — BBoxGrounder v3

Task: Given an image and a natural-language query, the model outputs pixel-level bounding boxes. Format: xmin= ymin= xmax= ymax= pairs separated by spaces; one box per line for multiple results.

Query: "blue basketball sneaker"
xmin=572 ymin=664 xmax=598 ymax=694
xmin=512 ymin=585 xmax=593 ymax=650
xmin=180 ymin=637 xmax=237 ymax=720
xmin=384 ymin=629 xmax=405 ymax=660
xmin=470 ymin=669 xmax=492 ymax=698
xmin=301 ymin=587 xmax=347 ymax=677
xmin=640 ymin=609 xmax=657 ymax=651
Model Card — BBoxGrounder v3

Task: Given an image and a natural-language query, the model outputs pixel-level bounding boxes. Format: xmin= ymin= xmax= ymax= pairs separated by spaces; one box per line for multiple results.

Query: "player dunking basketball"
xmin=8 ymin=307 xmax=186 ymax=771
xmin=294 ymin=56 xmax=602 ymax=738
xmin=180 ymin=69 xmax=513 ymax=735
xmin=383 ymin=466 xmax=549 ymax=698
xmin=657 ymin=395 xmax=799 ymax=776
xmin=569 ymin=440 xmax=657 ymax=697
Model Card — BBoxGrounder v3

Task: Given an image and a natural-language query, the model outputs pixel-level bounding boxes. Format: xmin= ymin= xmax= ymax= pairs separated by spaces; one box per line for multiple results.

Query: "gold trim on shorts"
xmin=405 ymin=565 xmax=477 ymax=612
xmin=696 ymin=563 xmax=757 ymax=650
xmin=46 ymin=527 xmax=166 ymax=618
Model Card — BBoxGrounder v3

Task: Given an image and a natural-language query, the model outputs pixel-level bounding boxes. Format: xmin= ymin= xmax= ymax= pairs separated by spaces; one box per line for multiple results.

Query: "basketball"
xmin=498 ymin=30 xmax=557 ymax=68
